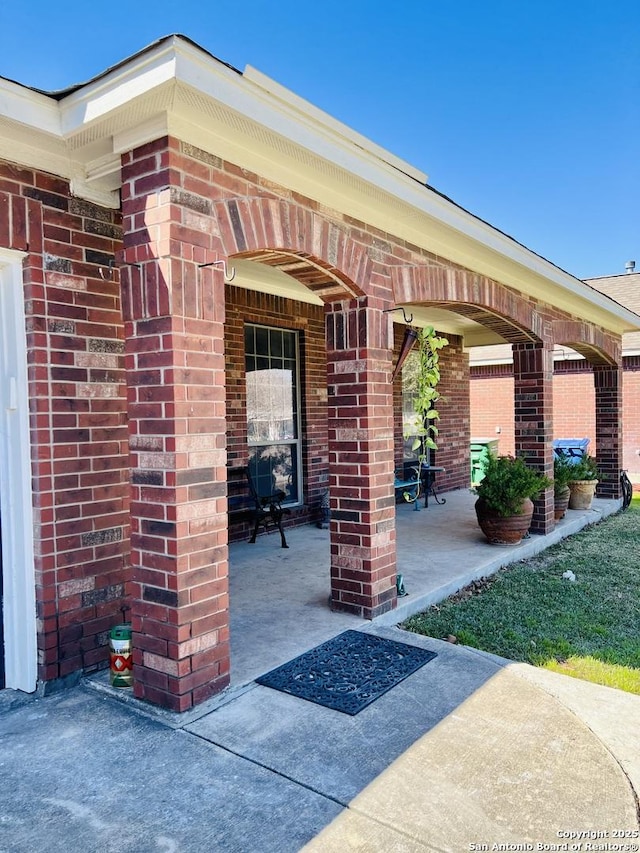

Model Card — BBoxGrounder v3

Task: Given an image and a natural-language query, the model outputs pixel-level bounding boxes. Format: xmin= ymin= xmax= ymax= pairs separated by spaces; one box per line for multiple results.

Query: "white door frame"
xmin=0 ymin=248 xmax=37 ymax=692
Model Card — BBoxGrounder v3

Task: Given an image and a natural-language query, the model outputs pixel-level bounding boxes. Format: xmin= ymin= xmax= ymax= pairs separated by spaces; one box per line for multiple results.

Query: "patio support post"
xmin=325 ymin=297 xmax=397 ymax=618
xmin=593 ymin=363 xmax=623 ymax=498
xmin=513 ymin=340 xmax=554 ymax=534
xmin=120 ymin=137 xmax=230 ymax=712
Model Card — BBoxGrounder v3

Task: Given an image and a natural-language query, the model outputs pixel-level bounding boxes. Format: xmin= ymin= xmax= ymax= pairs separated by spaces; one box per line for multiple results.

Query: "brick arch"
xmin=392 ymin=265 xmax=546 ymax=344
xmin=553 ymin=320 xmax=619 ymax=366
xmin=424 ymin=302 xmax=541 ymax=343
xmin=213 ymin=198 xmax=371 ymax=302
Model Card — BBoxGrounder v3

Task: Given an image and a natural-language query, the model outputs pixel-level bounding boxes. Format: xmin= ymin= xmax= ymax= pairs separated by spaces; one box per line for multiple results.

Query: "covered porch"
xmin=228 ymin=490 xmax=621 ymax=687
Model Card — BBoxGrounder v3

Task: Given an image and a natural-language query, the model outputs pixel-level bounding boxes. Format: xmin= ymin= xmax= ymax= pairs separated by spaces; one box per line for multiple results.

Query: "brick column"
xmin=594 ymin=363 xmax=623 ymax=498
xmin=326 ymin=298 xmax=396 ymax=618
xmin=121 ymin=138 xmax=229 ymax=712
xmin=513 ymin=341 xmax=554 ymax=534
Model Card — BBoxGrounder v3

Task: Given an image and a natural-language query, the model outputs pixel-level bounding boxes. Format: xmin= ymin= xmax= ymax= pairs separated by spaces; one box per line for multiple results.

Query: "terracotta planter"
xmin=568 ymin=479 xmax=598 ymax=510
xmin=475 ymin=497 xmax=534 ymax=545
xmin=554 ymin=484 xmax=571 ymax=520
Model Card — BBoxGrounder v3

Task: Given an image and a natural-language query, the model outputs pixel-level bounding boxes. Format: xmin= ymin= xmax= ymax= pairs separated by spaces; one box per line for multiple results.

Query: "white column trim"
xmin=0 ymin=249 xmax=37 ymax=692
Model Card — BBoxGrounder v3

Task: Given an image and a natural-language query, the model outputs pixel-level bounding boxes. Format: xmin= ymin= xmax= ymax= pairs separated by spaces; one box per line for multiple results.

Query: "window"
xmin=245 ymin=324 xmax=300 ymax=504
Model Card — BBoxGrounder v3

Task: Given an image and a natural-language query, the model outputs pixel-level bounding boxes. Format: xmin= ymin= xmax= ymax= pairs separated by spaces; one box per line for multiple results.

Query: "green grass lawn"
xmin=403 ymin=496 xmax=640 ymax=694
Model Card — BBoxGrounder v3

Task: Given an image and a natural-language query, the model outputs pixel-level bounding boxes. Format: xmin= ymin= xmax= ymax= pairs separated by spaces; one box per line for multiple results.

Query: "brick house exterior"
xmin=470 ymin=271 xmax=640 ymax=482
xmin=1 ymin=35 xmax=638 ymax=710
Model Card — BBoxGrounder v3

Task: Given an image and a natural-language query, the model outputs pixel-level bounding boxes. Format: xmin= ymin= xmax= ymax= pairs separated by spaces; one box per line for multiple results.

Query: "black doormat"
xmin=256 ymin=630 xmax=437 ymax=715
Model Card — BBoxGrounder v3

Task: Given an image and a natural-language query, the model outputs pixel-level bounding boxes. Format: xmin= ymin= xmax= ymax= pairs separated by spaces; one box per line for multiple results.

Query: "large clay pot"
xmin=568 ymin=479 xmax=598 ymax=510
xmin=554 ymin=484 xmax=571 ymax=520
xmin=475 ymin=497 xmax=534 ymax=545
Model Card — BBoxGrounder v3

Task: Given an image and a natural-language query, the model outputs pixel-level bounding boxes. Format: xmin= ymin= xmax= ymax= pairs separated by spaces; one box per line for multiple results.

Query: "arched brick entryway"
xmin=393 ymin=266 xmax=624 ymax=518
xmin=215 ymin=198 xmax=398 ymax=620
xmin=392 ymin=265 xmax=556 ymax=532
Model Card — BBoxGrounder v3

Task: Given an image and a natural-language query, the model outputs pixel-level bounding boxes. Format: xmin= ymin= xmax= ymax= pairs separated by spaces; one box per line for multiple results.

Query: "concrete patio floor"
xmin=229 ymin=488 xmax=621 ymax=687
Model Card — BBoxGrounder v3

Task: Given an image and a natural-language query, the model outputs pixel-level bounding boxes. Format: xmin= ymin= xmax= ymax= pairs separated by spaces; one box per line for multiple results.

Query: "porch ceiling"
xmin=420 ymin=303 xmax=537 ymax=344
xmin=395 ymin=306 xmax=505 ymax=346
xmin=236 ymin=250 xmax=358 ymax=302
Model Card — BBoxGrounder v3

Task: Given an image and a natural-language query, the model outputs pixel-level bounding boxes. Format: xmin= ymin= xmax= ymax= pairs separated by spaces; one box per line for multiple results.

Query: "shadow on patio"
xmin=229 ymin=489 xmax=620 ymax=687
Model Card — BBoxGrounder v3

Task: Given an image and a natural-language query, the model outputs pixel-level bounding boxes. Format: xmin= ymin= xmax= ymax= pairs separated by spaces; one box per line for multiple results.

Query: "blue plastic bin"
xmin=552 ymin=438 xmax=590 ymax=464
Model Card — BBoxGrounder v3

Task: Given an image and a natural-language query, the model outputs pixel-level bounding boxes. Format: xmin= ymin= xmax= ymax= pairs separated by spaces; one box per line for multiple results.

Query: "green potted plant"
xmin=474 ymin=454 xmax=551 ymax=544
xmin=567 ymin=454 xmax=599 ymax=510
xmin=553 ymin=454 xmax=574 ymax=519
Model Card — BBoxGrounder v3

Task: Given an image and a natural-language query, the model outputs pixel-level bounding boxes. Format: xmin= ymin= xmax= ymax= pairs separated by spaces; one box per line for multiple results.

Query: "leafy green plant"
xmin=404 ymin=325 xmax=448 ymax=466
xmin=475 ymin=454 xmax=551 ymax=516
xmin=553 ymin=453 xmax=575 ymax=494
xmin=568 ymin=454 xmax=599 ymax=481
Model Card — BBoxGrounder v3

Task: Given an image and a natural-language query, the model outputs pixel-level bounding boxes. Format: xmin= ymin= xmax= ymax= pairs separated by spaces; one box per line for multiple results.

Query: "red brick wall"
xmin=325 ymin=298 xmax=397 ymax=618
xmin=436 ymin=335 xmax=470 ymax=490
xmin=593 ymin=364 xmax=622 ymax=496
xmin=470 ymin=368 xmax=514 ymax=455
xmin=553 ymin=369 xmax=595 ymax=450
xmin=623 ymin=360 xmax=640 ymax=476
xmin=468 ymin=358 xmax=640 ymax=486
xmin=513 ymin=342 xmax=554 ymax=532
xmin=0 ymin=159 xmax=129 ymax=682
xmin=471 ymin=363 xmax=603 ymax=462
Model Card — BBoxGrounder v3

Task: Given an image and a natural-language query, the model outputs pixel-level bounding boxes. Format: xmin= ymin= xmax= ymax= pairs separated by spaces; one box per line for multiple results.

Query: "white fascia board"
xmin=37 ymin=36 xmax=640 ymax=333
xmin=0 ymin=82 xmax=118 ymax=199
xmin=0 ymin=77 xmax=62 ymax=136
xmin=58 ymin=45 xmax=179 ymax=134
xmin=243 ymin=64 xmax=427 ymax=183
xmin=0 ymin=116 xmax=119 ymax=207
xmin=167 ymin=43 xmax=640 ymax=332
xmin=171 ymin=42 xmax=427 ymax=186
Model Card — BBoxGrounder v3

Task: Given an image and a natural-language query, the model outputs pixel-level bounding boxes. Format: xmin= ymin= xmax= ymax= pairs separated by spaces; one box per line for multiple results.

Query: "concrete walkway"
xmin=300 ymin=641 xmax=640 ymax=851
xmin=1 ymin=628 xmax=638 ymax=852
xmin=1 ymin=494 xmax=636 ymax=851
xmin=229 ymin=489 xmax=621 ymax=686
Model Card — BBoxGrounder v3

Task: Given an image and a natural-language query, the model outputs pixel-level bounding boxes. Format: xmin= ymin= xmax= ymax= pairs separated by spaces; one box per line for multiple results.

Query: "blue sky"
xmin=1 ymin=0 xmax=638 ymax=280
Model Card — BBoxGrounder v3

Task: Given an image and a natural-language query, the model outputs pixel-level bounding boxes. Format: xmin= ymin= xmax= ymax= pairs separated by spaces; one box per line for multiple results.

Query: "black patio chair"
xmin=245 ymin=467 xmax=290 ymax=548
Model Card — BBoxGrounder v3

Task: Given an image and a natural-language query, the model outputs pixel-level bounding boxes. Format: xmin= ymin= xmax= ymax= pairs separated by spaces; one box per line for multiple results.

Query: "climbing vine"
xmin=404 ymin=325 xmax=449 ymax=468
